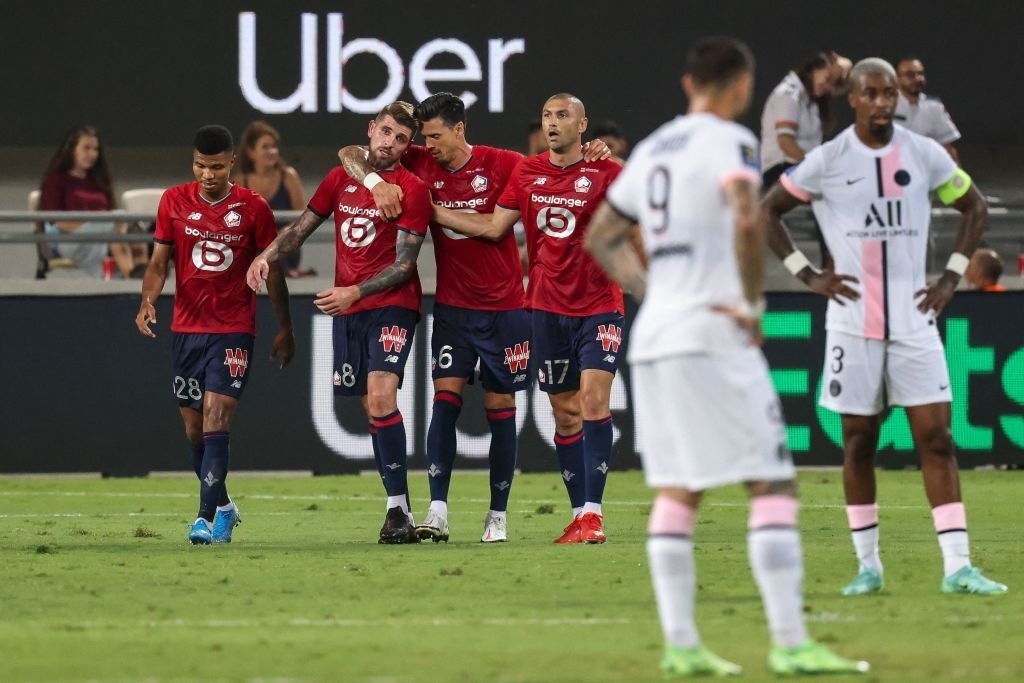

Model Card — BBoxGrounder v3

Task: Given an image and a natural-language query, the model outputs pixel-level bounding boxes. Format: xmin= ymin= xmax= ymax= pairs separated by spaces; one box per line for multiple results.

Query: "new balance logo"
xmin=513 ymin=374 xmax=527 ymax=383
xmin=384 ymin=462 xmax=402 ymax=471
xmin=379 ymin=326 xmax=408 ymax=353
xmin=427 ymin=464 xmax=443 ymax=478
xmin=503 ymin=341 xmax=530 ymax=374
xmin=188 ymin=212 xmax=202 ymax=221
xmin=230 ymin=380 xmax=243 ymax=389
xmin=533 ymin=177 xmax=548 ymax=185
xmin=344 ymin=184 xmax=358 ymax=193
xmin=596 ymin=462 xmax=609 ymax=474
xmin=385 ymin=354 xmax=399 ymax=363
xmin=224 ymin=348 xmax=249 ymax=378
xmin=433 ymin=180 xmax=445 ymax=189
xmin=494 ymin=480 xmax=510 ymax=491
xmin=561 ymin=470 xmax=575 ymax=482
xmin=203 ymin=471 xmax=219 ymax=487
xmin=603 ymin=354 xmax=616 ymax=363
xmin=596 ymin=324 xmax=622 ymax=352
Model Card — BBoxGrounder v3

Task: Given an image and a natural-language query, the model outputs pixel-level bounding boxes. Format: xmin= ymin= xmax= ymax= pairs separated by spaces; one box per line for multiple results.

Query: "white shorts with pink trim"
xmin=632 ymin=349 xmax=795 ymax=491
xmin=818 ymin=329 xmax=952 ymax=416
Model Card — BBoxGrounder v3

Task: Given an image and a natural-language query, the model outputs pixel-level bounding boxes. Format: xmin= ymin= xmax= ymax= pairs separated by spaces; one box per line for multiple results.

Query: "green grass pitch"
xmin=0 ymin=470 xmax=1020 ymax=683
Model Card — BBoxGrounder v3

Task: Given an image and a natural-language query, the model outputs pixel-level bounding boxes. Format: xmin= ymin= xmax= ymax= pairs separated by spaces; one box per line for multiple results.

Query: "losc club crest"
xmin=470 ymin=174 xmax=488 ymax=193
xmin=223 ymin=210 xmax=242 ymax=228
xmin=574 ymin=176 xmax=592 ymax=193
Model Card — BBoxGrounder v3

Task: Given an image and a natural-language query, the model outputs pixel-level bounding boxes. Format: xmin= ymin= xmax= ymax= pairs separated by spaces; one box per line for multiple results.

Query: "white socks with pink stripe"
xmin=747 ymin=495 xmax=808 ymax=648
xmin=933 ymin=502 xmax=971 ymax=576
xmin=646 ymin=496 xmax=699 ymax=648
xmin=846 ymin=503 xmax=882 ymax=574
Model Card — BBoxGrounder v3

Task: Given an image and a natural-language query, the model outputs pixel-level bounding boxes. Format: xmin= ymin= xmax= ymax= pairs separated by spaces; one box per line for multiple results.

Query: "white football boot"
xmin=480 ymin=511 xmax=507 ymax=543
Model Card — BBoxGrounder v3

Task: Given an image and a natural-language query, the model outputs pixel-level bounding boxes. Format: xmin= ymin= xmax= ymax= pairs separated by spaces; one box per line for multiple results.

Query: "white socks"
xmin=429 ymin=500 xmax=448 ymax=517
xmin=647 ymin=536 xmax=700 ymax=648
xmin=851 ymin=526 xmax=883 ymax=573
xmin=387 ymin=495 xmax=410 ymax=514
xmin=748 ymin=528 xmax=808 ymax=648
xmin=582 ymin=502 xmax=603 ymax=516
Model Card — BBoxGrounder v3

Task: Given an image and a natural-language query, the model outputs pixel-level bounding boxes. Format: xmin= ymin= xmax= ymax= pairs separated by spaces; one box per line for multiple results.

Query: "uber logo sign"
xmin=238 ymin=12 xmax=526 ymax=114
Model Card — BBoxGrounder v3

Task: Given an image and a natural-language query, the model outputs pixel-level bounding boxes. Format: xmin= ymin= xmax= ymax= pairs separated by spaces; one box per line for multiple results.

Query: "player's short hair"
xmin=194 ymin=125 xmax=234 ymax=155
xmin=686 ymin=37 xmax=755 ymax=89
xmin=974 ymin=248 xmax=1003 ymax=281
xmin=591 ymin=120 xmax=624 ymax=140
xmin=895 ymin=55 xmax=922 ymax=71
xmin=544 ymin=93 xmax=586 ymax=117
xmin=849 ymin=58 xmax=897 ymax=88
xmin=376 ymin=101 xmax=420 ymax=136
xmin=414 ymin=92 xmax=466 ymax=127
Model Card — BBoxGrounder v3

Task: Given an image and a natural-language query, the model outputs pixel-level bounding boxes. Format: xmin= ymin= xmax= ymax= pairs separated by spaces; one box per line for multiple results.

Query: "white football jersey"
xmin=606 ymin=113 xmax=761 ymax=362
xmin=781 ymin=125 xmax=958 ymax=341
xmin=895 ymin=93 xmax=961 ymax=145
xmin=760 ymin=72 xmax=824 ymax=169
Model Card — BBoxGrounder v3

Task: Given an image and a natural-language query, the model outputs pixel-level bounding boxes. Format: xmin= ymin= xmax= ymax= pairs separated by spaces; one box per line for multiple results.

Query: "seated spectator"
xmin=39 ymin=125 xmax=135 ymax=278
xmin=235 ymin=121 xmax=314 ymax=277
xmin=590 ymin=120 xmax=629 ymax=160
xmin=965 ymin=248 xmax=1006 ymax=291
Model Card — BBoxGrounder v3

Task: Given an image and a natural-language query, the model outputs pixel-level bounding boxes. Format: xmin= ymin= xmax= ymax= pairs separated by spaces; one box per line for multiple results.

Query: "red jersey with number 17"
xmin=497 ymin=153 xmax=624 ymax=316
xmin=153 ymin=182 xmax=278 ymax=335
xmin=308 ymin=165 xmax=431 ymax=316
xmin=402 ymin=144 xmax=526 ymax=311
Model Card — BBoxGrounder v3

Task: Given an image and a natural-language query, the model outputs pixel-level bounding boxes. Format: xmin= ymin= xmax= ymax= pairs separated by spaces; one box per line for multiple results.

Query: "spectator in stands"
xmin=760 ymin=52 xmax=851 ymax=268
xmin=590 ymin=120 xmax=629 ymax=161
xmin=235 ymin=121 xmax=315 ymax=278
xmin=38 ymin=125 xmax=136 ymax=278
xmin=895 ymin=57 xmax=961 ymax=164
xmin=526 ymin=120 xmax=547 ymax=155
xmin=965 ymin=248 xmax=1006 ymax=291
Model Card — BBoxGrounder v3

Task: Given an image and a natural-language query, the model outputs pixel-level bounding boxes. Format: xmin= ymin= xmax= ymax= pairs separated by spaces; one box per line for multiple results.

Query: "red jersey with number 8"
xmin=497 ymin=152 xmax=623 ymax=316
xmin=308 ymin=165 xmax=431 ymax=316
xmin=154 ymin=182 xmax=278 ymax=335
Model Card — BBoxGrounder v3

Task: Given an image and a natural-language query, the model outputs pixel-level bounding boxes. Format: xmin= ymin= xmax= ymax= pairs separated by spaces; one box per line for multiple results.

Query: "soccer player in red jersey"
xmin=434 ymin=94 xmax=629 ymax=544
xmin=248 ymin=102 xmax=432 ymax=544
xmin=135 ymin=125 xmax=295 ymax=546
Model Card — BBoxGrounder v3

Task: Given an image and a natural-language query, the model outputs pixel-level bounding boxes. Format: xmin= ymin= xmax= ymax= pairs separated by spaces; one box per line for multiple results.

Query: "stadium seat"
xmin=121 ymin=188 xmax=164 ymax=215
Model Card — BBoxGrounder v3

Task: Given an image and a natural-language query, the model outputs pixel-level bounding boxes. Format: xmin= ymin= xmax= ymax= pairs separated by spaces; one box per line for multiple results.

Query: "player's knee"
xmin=184 ymin=424 xmax=203 ymax=444
xmin=552 ymin=409 xmax=581 ymax=434
xmin=483 ymin=392 xmax=515 ymax=410
xmin=366 ymin=389 xmax=397 ymax=417
xmin=579 ymin=388 xmax=610 ymax=420
xmin=917 ymin=424 xmax=955 ymax=460
xmin=843 ymin=427 xmax=877 ymax=461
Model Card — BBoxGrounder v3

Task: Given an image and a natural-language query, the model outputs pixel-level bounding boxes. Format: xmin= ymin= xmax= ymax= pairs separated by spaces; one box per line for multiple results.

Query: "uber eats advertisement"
xmin=2 ymin=294 xmax=1021 ymax=473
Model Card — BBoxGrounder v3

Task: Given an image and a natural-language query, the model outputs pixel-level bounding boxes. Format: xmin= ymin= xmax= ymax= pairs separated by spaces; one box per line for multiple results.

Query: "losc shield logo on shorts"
xmin=223 ymin=210 xmax=241 ymax=228
xmin=224 ymin=348 xmax=249 ymax=378
xmin=503 ymin=341 xmax=530 ymax=374
xmin=596 ymin=324 xmax=622 ymax=352
xmin=379 ymin=326 xmax=408 ymax=353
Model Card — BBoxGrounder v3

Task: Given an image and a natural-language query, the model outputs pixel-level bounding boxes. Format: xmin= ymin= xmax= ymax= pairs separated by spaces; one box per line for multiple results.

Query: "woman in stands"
xmin=236 ymin=121 xmax=314 ymax=278
xmin=38 ymin=125 xmax=141 ymax=278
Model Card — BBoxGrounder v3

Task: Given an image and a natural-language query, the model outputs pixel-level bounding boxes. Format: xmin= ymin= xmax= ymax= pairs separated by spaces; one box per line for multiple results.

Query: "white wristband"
xmin=946 ymin=252 xmax=969 ymax=276
xmin=737 ymin=298 xmax=767 ymax=319
xmin=363 ymin=172 xmax=384 ymax=191
xmin=783 ymin=250 xmax=812 ymax=276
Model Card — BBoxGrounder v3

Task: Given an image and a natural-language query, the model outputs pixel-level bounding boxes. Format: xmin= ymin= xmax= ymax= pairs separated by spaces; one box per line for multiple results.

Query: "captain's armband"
xmin=935 ymin=168 xmax=972 ymax=206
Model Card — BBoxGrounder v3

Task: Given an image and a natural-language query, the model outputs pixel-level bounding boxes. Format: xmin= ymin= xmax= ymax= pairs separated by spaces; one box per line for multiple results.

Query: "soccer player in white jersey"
xmin=762 ymin=58 xmax=1006 ymax=597
xmin=587 ymin=37 xmax=869 ymax=677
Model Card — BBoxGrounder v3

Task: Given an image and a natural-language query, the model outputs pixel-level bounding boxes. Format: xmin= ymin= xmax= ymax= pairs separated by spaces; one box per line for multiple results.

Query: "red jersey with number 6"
xmin=153 ymin=182 xmax=278 ymax=335
xmin=308 ymin=165 xmax=431 ymax=316
xmin=402 ymin=144 xmax=526 ymax=311
xmin=497 ymin=152 xmax=624 ymax=316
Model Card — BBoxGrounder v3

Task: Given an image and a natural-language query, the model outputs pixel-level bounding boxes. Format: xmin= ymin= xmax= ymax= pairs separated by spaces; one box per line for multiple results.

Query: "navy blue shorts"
xmin=431 ymin=304 xmax=533 ymax=394
xmin=532 ymin=310 xmax=625 ymax=393
xmin=333 ymin=306 xmax=418 ymax=396
xmin=171 ymin=332 xmax=255 ymax=410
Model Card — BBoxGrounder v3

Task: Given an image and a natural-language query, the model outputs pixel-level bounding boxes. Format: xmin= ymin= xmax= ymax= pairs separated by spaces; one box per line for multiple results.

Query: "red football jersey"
xmin=402 ymin=144 xmax=526 ymax=311
xmin=497 ymin=153 xmax=624 ymax=316
xmin=153 ymin=182 xmax=277 ymax=335
xmin=308 ymin=165 xmax=431 ymax=316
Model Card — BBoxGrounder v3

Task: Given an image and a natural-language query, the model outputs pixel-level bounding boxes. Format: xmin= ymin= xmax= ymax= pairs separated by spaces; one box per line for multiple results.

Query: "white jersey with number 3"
xmin=781 ymin=125 xmax=957 ymax=341
xmin=606 ymin=113 xmax=762 ymax=362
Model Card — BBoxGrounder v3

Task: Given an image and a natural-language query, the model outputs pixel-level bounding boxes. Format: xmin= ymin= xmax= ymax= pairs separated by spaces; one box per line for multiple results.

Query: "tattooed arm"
xmin=585 ymin=201 xmax=647 ymax=300
xmin=246 ymin=209 xmax=326 ymax=291
xmin=313 ymin=230 xmax=425 ymax=316
xmin=338 ymin=145 xmax=405 ymax=220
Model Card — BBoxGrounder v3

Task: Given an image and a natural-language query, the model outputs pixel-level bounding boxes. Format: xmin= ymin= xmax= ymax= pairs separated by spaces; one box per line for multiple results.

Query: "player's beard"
xmin=368 ymin=146 xmax=396 ymax=170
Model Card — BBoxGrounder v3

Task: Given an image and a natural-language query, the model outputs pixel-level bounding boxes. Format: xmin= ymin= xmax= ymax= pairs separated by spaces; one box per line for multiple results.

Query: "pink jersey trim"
xmin=719 ymin=168 xmax=762 ymax=189
xmin=779 ymin=173 xmax=811 ymax=202
xmin=861 ymin=240 xmax=886 ymax=340
xmin=748 ymin=495 xmax=799 ymax=529
xmin=648 ymin=495 xmax=697 ymax=536
xmin=931 ymin=502 xmax=967 ymax=532
xmin=880 ymin=143 xmax=904 ymax=198
xmin=845 ymin=503 xmax=879 ymax=530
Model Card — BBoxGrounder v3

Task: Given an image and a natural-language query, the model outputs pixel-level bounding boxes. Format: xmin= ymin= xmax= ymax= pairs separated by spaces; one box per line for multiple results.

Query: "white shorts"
xmin=818 ymin=329 xmax=952 ymax=415
xmin=632 ymin=349 xmax=795 ymax=491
